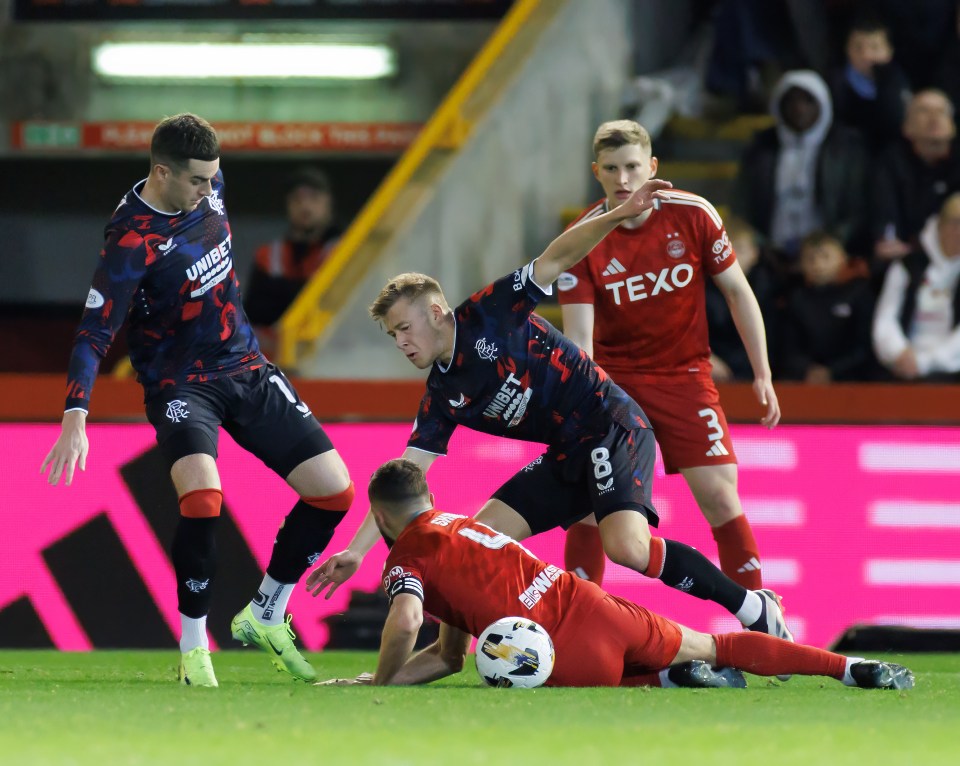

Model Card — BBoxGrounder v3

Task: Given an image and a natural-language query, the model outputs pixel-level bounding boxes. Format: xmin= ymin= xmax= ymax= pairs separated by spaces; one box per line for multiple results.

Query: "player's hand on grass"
xmin=41 ymin=411 xmax=89 ymax=486
xmin=305 ymin=549 xmax=363 ymax=599
xmin=754 ymin=377 xmax=780 ymax=429
xmin=314 ymin=672 xmax=373 ymax=687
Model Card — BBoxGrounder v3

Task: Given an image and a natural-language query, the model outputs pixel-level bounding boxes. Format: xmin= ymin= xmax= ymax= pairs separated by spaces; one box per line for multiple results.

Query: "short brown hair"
xmin=368 ymin=459 xmax=430 ymax=507
xmin=800 ymin=229 xmax=845 ymax=255
xmin=151 ymin=113 xmax=220 ymax=170
xmin=369 ymin=272 xmax=446 ymax=321
xmin=592 ymin=120 xmax=652 ymax=158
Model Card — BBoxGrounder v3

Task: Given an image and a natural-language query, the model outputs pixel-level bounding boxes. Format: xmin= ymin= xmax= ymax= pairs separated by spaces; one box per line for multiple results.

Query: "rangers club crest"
xmin=205 ymin=189 xmax=225 ymax=215
xmin=185 ymin=578 xmax=209 ymax=593
xmin=475 ymin=338 xmax=499 ymax=362
xmin=165 ymin=399 xmax=190 ymax=423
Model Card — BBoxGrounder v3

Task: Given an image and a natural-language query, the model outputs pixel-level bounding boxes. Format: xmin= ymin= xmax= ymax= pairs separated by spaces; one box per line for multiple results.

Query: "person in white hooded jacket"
xmin=872 ymin=192 xmax=960 ymax=381
xmin=733 ymin=69 xmax=870 ymax=272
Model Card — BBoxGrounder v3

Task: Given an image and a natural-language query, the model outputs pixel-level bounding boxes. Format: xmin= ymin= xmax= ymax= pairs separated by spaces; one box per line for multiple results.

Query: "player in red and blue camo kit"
xmin=310 ymin=180 xmax=794 ymax=649
xmin=40 ymin=114 xmax=355 ymax=688
xmin=309 ymin=460 xmax=914 ymax=691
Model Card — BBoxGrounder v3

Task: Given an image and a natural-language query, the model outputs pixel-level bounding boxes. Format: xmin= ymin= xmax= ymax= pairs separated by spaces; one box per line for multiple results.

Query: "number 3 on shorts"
xmin=697 ymin=407 xmax=724 ymax=443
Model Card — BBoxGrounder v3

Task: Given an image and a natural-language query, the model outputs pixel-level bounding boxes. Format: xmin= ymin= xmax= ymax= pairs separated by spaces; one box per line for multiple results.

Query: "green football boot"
xmin=230 ymin=606 xmax=317 ymax=682
xmin=178 ymin=647 xmax=218 ymax=688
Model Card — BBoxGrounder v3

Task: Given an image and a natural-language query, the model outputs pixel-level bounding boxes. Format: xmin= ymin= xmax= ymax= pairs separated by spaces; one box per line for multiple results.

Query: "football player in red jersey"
xmin=559 ymin=120 xmax=779 ymax=594
xmin=40 ymin=114 xmax=355 ymax=687
xmin=309 ymin=460 xmax=913 ymax=691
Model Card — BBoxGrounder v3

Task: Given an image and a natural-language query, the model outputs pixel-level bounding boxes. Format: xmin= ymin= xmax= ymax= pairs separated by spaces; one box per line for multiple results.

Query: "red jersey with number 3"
xmin=558 ymin=190 xmax=736 ymax=376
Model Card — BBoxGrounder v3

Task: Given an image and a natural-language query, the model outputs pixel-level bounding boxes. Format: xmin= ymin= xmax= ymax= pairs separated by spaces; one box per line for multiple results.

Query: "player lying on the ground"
xmin=307 ymin=460 xmax=914 ymax=690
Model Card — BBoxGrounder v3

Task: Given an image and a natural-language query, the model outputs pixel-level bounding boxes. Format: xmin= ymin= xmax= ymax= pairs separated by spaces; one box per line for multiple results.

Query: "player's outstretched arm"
xmin=315 ymin=621 xmax=468 ymax=687
xmin=389 ymin=623 xmax=471 ymax=686
xmin=533 ymin=178 xmax=672 ymax=287
xmin=712 ymin=262 xmax=780 ymax=428
xmin=371 ymin=594 xmax=424 ymax=685
xmin=40 ymin=410 xmax=89 ymax=486
xmin=305 ymin=446 xmax=439 ymax=599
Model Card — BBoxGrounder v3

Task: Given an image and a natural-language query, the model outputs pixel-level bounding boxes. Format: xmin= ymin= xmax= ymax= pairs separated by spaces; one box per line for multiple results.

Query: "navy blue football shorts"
xmin=144 ymin=364 xmax=334 ymax=478
xmin=490 ymin=422 xmax=659 ymax=536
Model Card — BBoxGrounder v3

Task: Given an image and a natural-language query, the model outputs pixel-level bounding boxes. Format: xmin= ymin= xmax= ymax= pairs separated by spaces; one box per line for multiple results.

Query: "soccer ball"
xmin=475 ymin=617 xmax=555 ymax=688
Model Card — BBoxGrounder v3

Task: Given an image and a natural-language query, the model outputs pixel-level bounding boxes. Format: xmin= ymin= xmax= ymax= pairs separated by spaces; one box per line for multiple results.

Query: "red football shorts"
xmin=614 ymin=373 xmax=737 ymax=474
xmin=547 ymin=581 xmax=683 ymax=687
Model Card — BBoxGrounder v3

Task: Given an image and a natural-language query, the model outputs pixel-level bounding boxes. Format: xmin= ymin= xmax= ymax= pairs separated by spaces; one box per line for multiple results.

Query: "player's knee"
xmin=699 ymin=486 xmax=741 ymax=521
xmin=689 ymin=468 xmax=739 ymax=513
xmin=601 ymin=536 xmax=651 ymax=573
xmin=179 ymin=488 xmax=223 ymax=518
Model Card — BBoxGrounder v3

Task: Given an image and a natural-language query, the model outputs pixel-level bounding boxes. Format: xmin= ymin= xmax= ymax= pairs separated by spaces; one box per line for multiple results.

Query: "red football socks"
xmin=712 ymin=514 xmax=762 ymax=589
xmin=714 ymin=632 xmax=846 ymax=679
xmin=564 ymin=523 xmax=606 ymax=584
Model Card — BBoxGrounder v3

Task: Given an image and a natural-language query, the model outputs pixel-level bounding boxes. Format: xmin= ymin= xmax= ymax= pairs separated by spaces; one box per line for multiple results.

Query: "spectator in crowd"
xmin=733 ymin=69 xmax=868 ymax=270
xmin=780 ymin=230 xmax=878 ymax=383
xmin=706 ymin=217 xmax=783 ymax=383
xmin=244 ymin=167 xmax=342 ymax=349
xmin=873 ymin=192 xmax=960 ymax=382
xmin=872 ymin=89 xmax=960 ymax=271
xmin=829 ymin=13 xmax=911 ymax=157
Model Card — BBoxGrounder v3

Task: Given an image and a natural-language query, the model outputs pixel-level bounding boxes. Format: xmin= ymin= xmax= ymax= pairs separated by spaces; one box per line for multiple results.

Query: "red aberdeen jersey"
xmin=381 ymin=511 xmax=583 ymax=639
xmin=558 ymin=190 xmax=736 ymax=376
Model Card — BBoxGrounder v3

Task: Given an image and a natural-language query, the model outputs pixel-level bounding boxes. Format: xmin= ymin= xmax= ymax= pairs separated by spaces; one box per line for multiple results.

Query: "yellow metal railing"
xmin=274 ymin=0 xmax=546 ymax=368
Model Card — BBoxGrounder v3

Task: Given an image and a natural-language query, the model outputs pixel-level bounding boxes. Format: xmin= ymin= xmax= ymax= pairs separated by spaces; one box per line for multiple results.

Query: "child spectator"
xmin=829 ymin=13 xmax=911 ymax=156
xmin=780 ymin=231 xmax=878 ymax=383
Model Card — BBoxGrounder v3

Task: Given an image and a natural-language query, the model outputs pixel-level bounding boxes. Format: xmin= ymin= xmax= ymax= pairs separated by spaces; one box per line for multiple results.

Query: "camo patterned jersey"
xmin=406 ymin=263 xmax=649 ymax=457
xmin=65 ymin=171 xmax=263 ymax=411
xmin=382 ymin=510 xmax=584 ymax=638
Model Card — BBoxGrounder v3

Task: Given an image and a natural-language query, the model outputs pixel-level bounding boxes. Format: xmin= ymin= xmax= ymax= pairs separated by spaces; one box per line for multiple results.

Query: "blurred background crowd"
xmin=2 ymin=0 xmax=959 ymax=384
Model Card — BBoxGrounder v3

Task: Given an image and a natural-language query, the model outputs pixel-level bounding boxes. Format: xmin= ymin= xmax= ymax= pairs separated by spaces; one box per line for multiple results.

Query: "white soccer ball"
xmin=475 ymin=617 xmax=555 ymax=688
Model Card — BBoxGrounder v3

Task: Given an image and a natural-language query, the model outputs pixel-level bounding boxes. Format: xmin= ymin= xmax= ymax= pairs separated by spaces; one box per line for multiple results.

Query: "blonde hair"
xmin=592 ymin=120 xmax=652 ymax=158
xmin=369 ymin=272 xmax=447 ymax=321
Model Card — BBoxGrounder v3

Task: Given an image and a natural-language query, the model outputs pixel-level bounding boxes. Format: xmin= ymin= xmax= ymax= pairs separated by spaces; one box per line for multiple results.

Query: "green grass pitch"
xmin=0 ymin=650 xmax=957 ymax=765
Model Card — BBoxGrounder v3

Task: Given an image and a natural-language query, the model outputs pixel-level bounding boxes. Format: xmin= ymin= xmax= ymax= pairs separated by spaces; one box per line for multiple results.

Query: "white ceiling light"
xmin=93 ymin=42 xmax=396 ymax=81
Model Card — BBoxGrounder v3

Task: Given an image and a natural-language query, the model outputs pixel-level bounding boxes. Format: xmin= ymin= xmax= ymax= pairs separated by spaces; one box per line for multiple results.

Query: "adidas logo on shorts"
xmin=706 ymin=441 xmax=729 ymax=457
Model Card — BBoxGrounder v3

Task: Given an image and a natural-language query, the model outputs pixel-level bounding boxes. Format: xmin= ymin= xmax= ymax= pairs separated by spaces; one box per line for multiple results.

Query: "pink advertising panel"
xmin=4 ymin=424 xmax=959 ymax=650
